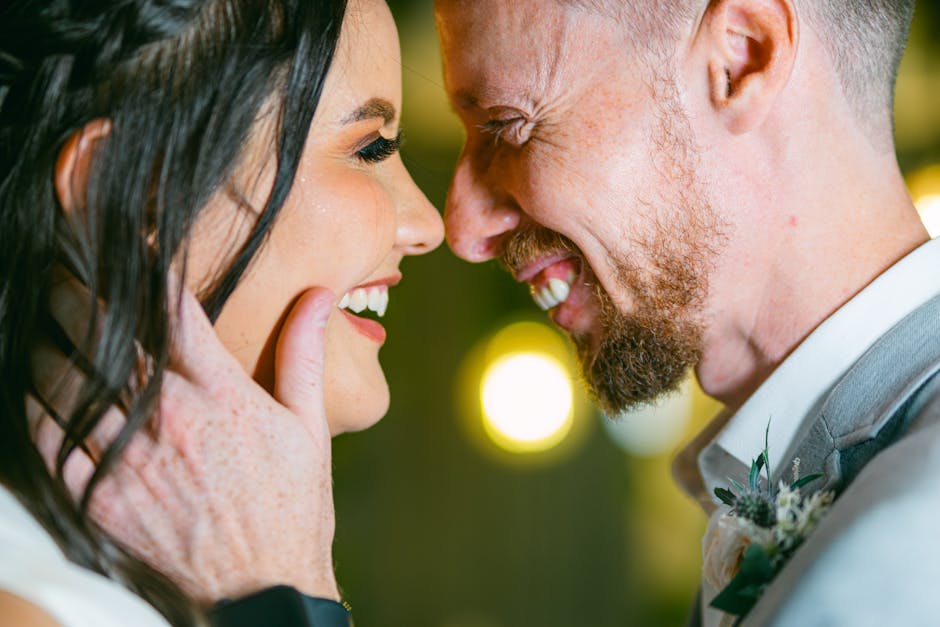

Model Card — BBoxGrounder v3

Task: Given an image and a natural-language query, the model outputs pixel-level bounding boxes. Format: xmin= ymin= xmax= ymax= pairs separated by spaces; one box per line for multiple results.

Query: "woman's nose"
xmin=444 ymin=151 xmax=521 ymax=263
xmin=395 ymin=162 xmax=445 ymax=256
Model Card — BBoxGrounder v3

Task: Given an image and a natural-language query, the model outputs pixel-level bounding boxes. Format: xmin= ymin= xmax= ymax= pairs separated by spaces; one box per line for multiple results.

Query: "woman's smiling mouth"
xmin=336 ymin=274 xmax=402 ymax=343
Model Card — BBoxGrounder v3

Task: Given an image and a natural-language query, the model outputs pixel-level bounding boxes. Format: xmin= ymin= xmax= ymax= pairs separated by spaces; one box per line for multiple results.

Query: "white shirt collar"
xmin=679 ymin=237 xmax=940 ymax=506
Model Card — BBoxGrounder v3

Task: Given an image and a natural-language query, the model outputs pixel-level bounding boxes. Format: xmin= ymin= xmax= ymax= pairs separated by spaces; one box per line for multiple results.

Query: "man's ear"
xmin=700 ymin=0 xmax=798 ymax=134
xmin=54 ymin=119 xmax=111 ymax=213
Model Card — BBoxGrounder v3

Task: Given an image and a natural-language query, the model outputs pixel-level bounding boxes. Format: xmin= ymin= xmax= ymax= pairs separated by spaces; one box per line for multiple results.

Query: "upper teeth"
xmin=339 ymin=286 xmax=388 ymax=317
xmin=530 ymin=270 xmax=577 ymax=311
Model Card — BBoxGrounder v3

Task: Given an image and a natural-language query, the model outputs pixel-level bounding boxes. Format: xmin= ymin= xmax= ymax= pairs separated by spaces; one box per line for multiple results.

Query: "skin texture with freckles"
xmin=189 ymin=0 xmax=443 ymax=435
xmin=435 ymin=0 xmax=928 ymax=413
xmin=9 ymin=1 xmax=442 ymax=621
xmin=437 ymin=1 xmax=724 ymax=413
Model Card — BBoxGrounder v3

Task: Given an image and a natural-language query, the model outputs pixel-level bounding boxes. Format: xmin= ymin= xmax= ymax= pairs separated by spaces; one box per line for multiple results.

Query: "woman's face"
xmin=189 ymin=0 xmax=443 ymax=435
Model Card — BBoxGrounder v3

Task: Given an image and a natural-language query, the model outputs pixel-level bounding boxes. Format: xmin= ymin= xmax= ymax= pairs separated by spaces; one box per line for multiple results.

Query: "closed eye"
xmin=477 ymin=117 xmax=531 ymax=147
xmin=356 ymin=130 xmax=403 ymax=163
xmin=478 ymin=119 xmax=511 ymax=139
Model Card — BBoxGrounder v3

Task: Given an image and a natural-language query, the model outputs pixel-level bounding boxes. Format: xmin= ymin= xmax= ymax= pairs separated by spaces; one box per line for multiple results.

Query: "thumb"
xmin=274 ymin=287 xmax=334 ymax=432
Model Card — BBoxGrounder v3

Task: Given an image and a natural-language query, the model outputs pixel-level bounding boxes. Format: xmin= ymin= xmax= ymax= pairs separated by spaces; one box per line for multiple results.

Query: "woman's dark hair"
xmin=0 ymin=0 xmax=347 ymax=624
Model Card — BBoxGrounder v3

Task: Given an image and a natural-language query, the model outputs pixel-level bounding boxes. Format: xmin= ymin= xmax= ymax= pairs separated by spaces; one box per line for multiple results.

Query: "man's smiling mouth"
xmin=526 ymin=258 xmax=580 ymax=311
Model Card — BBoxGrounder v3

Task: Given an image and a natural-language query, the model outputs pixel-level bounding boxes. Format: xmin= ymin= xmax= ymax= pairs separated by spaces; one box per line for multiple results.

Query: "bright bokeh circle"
xmin=915 ymin=193 xmax=940 ymax=237
xmin=907 ymin=164 xmax=940 ymax=237
xmin=480 ymin=351 xmax=574 ymax=453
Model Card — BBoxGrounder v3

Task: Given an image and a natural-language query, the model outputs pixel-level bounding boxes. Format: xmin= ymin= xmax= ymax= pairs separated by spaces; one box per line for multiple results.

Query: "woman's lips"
xmin=336 ymin=273 xmax=400 ymax=343
xmin=340 ymin=309 xmax=387 ymax=343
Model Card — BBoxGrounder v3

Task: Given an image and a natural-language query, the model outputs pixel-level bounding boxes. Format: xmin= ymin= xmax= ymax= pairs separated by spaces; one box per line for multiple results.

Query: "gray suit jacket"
xmin=695 ymin=292 xmax=940 ymax=626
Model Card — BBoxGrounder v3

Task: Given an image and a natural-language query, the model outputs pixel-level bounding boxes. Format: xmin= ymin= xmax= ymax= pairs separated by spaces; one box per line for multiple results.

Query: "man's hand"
xmin=34 ymin=281 xmax=340 ymax=604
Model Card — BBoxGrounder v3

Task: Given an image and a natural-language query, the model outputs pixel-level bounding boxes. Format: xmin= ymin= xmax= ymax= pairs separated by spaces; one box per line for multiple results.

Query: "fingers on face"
xmin=273 ymin=287 xmax=333 ymax=433
xmin=165 ymin=274 xmax=244 ymax=390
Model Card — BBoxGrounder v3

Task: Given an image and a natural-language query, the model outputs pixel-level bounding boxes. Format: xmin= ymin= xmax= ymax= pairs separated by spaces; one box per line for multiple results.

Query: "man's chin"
xmin=572 ymin=313 xmax=702 ymax=416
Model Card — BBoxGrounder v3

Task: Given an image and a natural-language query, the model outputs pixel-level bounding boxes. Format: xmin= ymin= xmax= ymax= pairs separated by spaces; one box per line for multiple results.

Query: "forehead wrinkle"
xmin=444 ymin=2 xmax=577 ymax=111
xmin=530 ymin=6 xmax=618 ymax=121
xmin=538 ymin=9 xmax=577 ymax=102
xmin=516 ymin=6 xmax=582 ymax=116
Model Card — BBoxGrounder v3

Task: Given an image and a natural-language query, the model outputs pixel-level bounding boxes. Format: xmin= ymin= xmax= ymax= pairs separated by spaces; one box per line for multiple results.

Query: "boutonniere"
xmin=703 ymin=426 xmax=834 ymax=624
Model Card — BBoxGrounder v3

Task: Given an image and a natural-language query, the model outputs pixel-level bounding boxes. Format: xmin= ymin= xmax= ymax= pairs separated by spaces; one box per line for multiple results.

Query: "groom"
xmin=435 ymin=0 xmax=940 ymax=624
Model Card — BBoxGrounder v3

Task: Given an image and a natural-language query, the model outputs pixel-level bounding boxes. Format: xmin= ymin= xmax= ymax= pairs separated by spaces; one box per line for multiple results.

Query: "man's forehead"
xmin=436 ymin=0 xmax=603 ymax=100
xmin=437 ymin=0 xmax=563 ymax=49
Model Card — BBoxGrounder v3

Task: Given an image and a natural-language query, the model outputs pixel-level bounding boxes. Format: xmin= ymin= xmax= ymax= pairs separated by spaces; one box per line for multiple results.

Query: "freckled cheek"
xmin=516 ymin=154 xmax=592 ymax=231
xmin=315 ymin=174 xmax=398 ymax=280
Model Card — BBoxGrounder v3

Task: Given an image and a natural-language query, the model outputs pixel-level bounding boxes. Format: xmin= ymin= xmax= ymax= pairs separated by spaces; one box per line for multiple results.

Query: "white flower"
xmin=702 ymin=512 xmax=773 ymax=591
xmin=796 ymin=490 xmax=834 ymax=536
xmin=775 ymin=482 xmax=798 ymax=523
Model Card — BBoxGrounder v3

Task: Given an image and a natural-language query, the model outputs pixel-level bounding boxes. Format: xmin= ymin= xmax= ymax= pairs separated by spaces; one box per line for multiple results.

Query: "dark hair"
xmin=0 ymin=0 xmax=347 ymax=624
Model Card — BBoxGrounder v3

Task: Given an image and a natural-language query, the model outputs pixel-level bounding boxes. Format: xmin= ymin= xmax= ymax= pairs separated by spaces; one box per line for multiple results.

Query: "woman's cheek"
xmin=320 ymin=309 xmax=391 ymax=436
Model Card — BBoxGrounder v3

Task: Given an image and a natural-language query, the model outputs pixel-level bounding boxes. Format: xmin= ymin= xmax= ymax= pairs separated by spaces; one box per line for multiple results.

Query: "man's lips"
xmin=514 ymin=255 xmax=599 ymax=335
xmin=514 ymin=253 xmax=578 ymax=283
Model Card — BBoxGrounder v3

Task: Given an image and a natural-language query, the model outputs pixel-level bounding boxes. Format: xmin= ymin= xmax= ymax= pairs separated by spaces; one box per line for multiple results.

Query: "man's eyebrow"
xmin=343 ymin=98 xmax=397 ymax=125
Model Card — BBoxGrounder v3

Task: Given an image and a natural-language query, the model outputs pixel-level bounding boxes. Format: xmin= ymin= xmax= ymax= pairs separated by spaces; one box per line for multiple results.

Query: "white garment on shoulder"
xmin=0 ymin=485 xmax=171 ymax=627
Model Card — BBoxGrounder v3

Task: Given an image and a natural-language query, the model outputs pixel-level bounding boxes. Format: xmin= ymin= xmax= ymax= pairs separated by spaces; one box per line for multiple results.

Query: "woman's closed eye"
xmin=356 ymin=130 xmax=403 ymax=163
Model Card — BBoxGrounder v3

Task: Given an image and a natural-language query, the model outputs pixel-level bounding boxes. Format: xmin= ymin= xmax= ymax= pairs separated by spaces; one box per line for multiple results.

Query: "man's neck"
xmin=696 ymin=148 xmax=930 ymax=412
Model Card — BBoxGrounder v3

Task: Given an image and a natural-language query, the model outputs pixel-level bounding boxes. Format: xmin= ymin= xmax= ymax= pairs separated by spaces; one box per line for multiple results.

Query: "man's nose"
xmin=444 ymin=152 xmax=521 ymax=262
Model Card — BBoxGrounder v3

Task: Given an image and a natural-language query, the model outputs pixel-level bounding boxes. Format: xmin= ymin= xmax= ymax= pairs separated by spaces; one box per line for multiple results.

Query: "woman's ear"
xmin=54 ymin=119 xmax=111 ymax=213
xmin=699 ymin=0 xmax=798 ymax=134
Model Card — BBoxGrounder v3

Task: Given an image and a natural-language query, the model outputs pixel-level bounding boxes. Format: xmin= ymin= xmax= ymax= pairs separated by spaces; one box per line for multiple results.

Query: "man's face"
xmin=436 ymin=0 xmax=725 ymax=414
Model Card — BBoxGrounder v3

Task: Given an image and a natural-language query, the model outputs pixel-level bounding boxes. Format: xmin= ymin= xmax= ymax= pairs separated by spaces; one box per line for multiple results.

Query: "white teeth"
xmin=528 ymin=273 xmax=576 ymax=311
xmin=339 ymin=286 xmax=390 ymax=317
xmin=367 ymin=287 xmax=382 ymax=311
xmin=348 ymin=289 xmax=369 ymax=313
xmin=548 ymin=278 xmax=570 ymax=303
xmin=530 ymin=285 xmax=550 ymax=311
xmin=540 ymin=285 xmax=555 ymax=306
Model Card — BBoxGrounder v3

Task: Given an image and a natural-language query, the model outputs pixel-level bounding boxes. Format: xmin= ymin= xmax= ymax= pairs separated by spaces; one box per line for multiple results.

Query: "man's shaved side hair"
xmin=560 ymin=0 xmax=917 ymax=140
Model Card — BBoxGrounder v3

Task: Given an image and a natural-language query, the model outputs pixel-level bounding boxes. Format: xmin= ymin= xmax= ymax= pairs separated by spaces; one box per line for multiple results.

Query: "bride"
xmin=0 ymin=0 xmax=441 ymax=625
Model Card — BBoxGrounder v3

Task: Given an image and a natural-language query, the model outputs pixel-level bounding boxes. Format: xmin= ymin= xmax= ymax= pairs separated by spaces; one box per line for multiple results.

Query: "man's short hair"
xmin=563 ymin=0 xmax=916 ymax=139
xmin=808 ymin=0 xmax=915 ymax=128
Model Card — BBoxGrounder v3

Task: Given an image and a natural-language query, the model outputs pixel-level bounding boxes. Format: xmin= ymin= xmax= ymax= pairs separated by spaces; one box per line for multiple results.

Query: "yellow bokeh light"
xmin=907 ymin=164 xmax=940 ymax=237
xmin=456 ymin=319 xmax=591 ymax=463
xmin=915 ymin=194 xmax=940 ymax=238
xmin=480 ymin=352 xmax=574 ymax=453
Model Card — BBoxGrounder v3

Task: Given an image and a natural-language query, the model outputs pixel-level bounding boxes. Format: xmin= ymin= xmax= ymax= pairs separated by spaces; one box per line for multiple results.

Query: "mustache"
xmin=498 ymin=224 xmax=581 ymax=276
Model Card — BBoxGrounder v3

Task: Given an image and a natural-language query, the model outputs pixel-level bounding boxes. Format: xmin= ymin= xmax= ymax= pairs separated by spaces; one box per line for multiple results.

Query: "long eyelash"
xmin=356 ymin=130 xmax=404 ymax=163
xmin=478 ymin=119 xmax=510 ymax=144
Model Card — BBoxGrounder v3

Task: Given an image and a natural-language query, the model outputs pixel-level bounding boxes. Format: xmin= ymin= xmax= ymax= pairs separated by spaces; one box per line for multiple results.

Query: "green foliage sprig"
xmin=708 ymin=424 xmax=831 ymax=619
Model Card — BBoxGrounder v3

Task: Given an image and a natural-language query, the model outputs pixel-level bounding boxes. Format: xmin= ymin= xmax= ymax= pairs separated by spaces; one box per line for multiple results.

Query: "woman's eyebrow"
xmin=343 ymin=98 xmax=397 ymax=125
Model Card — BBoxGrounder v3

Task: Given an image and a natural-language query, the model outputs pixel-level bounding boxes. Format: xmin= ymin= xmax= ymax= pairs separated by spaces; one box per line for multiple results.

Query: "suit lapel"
xmin=690 ymin=292 xmax=940 ymax=627
xmin=776 ymin=291 xmax=940 ymax=493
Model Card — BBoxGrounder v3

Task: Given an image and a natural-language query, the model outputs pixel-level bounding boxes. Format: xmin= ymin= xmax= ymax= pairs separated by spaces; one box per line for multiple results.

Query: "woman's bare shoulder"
xmin=0 ymin=590 xmax=61 ymax=627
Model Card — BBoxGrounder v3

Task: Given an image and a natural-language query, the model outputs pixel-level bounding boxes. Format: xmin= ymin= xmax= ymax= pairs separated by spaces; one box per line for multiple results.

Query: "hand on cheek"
xmin=37 ymin=278 xmax=342 ymax=603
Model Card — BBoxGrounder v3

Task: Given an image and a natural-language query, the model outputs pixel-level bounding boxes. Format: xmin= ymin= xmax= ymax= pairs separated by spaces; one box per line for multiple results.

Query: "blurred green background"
xmin=332 ymin=3 xmax=940 ymax=626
